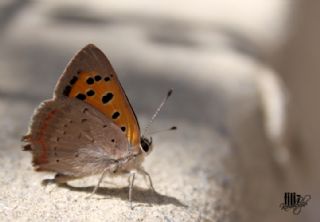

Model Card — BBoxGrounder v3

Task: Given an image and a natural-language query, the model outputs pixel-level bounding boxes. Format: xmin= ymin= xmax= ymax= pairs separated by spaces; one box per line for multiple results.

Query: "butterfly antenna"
xmin=149 ymin=126 xmax=177 ymax=135
xmin=143 ymin=89 xmax=173 ymax=135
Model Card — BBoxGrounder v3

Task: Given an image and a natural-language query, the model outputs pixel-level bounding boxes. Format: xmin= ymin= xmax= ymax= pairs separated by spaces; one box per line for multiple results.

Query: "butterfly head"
xmin=140 ymin=136 xmax=153 ymax=155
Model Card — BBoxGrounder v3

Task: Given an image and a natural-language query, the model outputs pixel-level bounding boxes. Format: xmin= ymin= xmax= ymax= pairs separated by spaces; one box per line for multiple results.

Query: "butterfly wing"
xmin=23 ymin=98 xmax=130 ymax=177
xmin=54 ymin=44 xmax=140 ymax=148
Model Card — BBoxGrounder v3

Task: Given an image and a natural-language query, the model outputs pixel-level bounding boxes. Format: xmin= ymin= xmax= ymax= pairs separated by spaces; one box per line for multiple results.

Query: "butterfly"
xmin=21 ymin=44 xmax=173 ymax=208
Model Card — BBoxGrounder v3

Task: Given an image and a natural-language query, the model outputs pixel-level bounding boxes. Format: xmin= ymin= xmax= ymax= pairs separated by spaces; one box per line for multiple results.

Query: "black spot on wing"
xmin=94 ymin=75 xmax=102 ymax=81
xmin=86 ymin=77 xmax=94 ymax=85
xmin=69 ymin=76 xmax=78 ymax=85
xmin=102 ymin=92 xmax=113 ymax=104
xmin=86 ymin=90 xmax=95 ymax=96
xmin=112 ymin=111 xmax=120 ymax=119
xmin=63 ymin=85 xmax=72 ymax=96
xmin=76 ymin=93 xmax=86 ymax=100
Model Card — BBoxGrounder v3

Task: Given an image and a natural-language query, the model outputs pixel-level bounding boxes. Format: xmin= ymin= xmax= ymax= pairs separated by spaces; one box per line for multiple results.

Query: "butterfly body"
xmin=22 ymin=44 xmax=153 ymax=202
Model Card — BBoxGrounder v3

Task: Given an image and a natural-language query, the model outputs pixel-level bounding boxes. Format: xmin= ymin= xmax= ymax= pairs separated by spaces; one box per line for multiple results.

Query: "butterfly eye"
xmin=141 ymin=140 xmax=149 ymax=152
xmin=140 ymin=137 xmax=152 ymax=153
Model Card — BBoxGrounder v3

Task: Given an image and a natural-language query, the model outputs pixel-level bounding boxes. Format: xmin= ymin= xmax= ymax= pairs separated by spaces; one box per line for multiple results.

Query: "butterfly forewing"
xmin=54 ymin=44 xmax=140 ymax=147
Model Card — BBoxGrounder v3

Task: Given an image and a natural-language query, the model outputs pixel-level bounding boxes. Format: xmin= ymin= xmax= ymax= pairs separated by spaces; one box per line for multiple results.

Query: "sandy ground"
xmin=0 ymin=1 xmax=312 ymax=221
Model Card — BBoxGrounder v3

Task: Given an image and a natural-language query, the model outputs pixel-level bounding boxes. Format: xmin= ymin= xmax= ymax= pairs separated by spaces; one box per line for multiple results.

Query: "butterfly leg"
xmin=86 ymin=167 xmax=109 ymax=199
xmin=138 ymin=168 xmax=155 ymax=192
xmin=128 ymin=172 xmax=136 ymax=209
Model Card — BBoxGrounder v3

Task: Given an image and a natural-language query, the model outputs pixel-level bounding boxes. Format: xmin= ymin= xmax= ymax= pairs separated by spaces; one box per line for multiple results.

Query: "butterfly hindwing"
xmin=54 ymin=44 xmax=140 ymax=147
xmin=23 ymin=98 xmax=130 ymax=177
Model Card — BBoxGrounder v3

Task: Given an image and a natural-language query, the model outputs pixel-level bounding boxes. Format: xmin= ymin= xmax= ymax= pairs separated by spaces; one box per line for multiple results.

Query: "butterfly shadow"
xmin=58 ymin=183 xmax=187 ymax=208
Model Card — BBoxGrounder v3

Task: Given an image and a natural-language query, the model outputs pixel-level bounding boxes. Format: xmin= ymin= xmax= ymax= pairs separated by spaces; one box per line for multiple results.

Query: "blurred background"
xmin=0 ymin=0 xmax=319 ymax=221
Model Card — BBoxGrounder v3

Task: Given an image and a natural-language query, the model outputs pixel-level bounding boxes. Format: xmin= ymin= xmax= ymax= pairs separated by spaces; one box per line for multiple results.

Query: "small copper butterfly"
xmin=22 ymin=44 xmax=173 ymax=208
